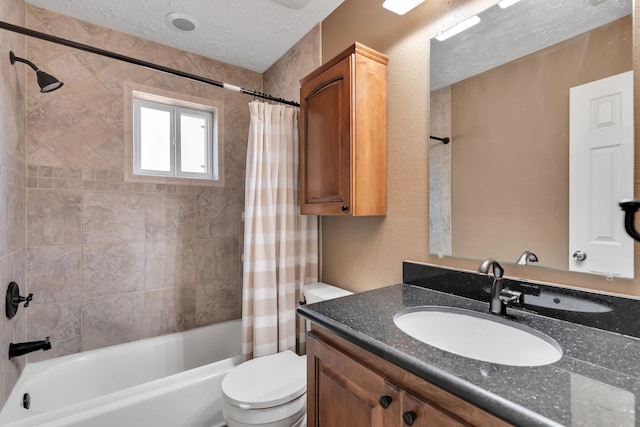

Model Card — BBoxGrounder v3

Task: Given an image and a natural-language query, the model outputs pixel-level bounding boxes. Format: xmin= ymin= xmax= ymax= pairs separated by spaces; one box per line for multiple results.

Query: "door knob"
xmin=572 ymin=250 xmax=587 ymax=262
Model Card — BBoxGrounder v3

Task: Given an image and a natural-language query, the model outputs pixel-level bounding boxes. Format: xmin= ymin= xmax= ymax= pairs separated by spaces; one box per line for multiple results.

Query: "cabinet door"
xmin=300 ymin=55 xmax=352 ymax=215
xmin=402 ymin=392 xmax=471 ymax=427
xmin=307 ymin=334 xmax=401 ymax=427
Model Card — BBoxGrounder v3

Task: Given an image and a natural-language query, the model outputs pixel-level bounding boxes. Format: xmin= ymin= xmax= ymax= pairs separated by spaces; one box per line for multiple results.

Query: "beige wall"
xmin=320 ymin=0 xmax=640 ymax=297
xmin=0 ymin=0 xmax=27 ymax=407
xmin=451 ymin=17 xmax=631 ymax=271
xmin=320 ymin=0 xmax=495 ymax=293
xmin=264 ymin=24 xmax=321 ymax=104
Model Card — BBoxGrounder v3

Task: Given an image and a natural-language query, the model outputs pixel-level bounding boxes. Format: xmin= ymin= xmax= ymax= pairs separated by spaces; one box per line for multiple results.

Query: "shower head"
xmin=9 ymin=51 xmax=64 ymax=93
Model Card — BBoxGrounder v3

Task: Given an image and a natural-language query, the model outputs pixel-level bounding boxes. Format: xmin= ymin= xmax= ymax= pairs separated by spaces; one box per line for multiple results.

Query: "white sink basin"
xmin=394 ymin=306 xmax=562 ymax=367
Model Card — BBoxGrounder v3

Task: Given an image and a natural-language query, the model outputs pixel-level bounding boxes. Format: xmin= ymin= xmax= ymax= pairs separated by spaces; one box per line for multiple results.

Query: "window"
xmin=133 ymin=96 xmax=218 ymax=181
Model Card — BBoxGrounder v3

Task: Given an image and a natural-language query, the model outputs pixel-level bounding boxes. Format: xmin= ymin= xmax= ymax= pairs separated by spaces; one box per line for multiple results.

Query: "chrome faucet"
xmin=516 ymin=251 xmax=539 ymax=265
xmin=478 ymin=258 xmax=523 ymax=315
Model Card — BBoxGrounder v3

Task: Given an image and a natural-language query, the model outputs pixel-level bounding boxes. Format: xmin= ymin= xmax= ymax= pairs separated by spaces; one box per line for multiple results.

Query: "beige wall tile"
xmin=26 ymin=189 xmax=82 ymax=246
xmin=82 ymin=292 xmax=146 ymax=350
xmin=41 ymin=14 xmax=93 ymax=44
xmin=145 ymin=239 xmax=196 ymax=289
xmin=83 ymin=242 xmax=146 ymax=297
xmin=6 ymin=184 xmax=25 ymax=253
xmin=73 ymin=49 xmax=113 ymax=75
xmin=196 ymin=237 xmax=239 ymax=284
xmin=145 ymin=194 xmax=197 ymax=240
xmin=82 ymin=192 xmax=144 ymax=243
xmin=0 ymin=182 xmax=6 ymax=258
xmin=42 ymin=92 xmax=91 ymax=128
xmin=26 ymin=300 xmax=81 ymax=362
xmin=71 ymin=75 xmax=116 ymax=112
xmin=45 ymin=129 xmax=111 ymax=170
xmin=196 ymin=189 xmax=240 ymax=239
xmin=144 ymin=287 xmax=196 ymax=337
xmin=195 ymin=279 xmax=241 ymax=326
xmin=27 ymin=246 xmax=82 ymax=302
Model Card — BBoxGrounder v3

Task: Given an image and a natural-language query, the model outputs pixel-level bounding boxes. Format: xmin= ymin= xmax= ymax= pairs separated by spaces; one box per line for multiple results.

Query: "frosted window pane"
xmin=140 ymin=107 xmax=171 ymax=172
xmin=181 ymin=114 xmax=207 ymax=173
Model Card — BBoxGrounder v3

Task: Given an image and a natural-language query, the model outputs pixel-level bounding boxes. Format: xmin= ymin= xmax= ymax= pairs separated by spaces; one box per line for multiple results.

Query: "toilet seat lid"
xmin=222 ymin=350 xmax=306 ymax=409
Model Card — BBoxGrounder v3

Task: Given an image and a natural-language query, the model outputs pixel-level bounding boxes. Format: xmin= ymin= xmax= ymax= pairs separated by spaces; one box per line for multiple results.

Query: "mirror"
xmin=428 ymin=0 xmax=633 ymax=273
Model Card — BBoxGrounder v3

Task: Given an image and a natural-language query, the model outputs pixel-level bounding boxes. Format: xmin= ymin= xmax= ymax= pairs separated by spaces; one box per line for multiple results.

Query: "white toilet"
xmin=221 ymin=282 xmax=352 ymax=427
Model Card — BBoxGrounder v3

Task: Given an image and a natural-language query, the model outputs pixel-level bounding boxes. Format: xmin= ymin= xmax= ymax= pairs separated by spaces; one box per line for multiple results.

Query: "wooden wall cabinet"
xmin=306 ymin=326 xmax=512 ymax=427
xmin=299 ymin=43 xmax=388 ymax=216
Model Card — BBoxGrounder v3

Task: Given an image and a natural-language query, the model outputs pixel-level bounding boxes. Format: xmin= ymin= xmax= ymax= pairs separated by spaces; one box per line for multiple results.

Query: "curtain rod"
xmin=0 ymin=21 xmax=300 ymax=107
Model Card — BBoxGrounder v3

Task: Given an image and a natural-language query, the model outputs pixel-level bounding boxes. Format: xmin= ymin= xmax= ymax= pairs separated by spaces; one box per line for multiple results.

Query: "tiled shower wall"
xmin=0 ymin=0 xmax=27 ymax=405
xmin=0 ymin=2 xmax=319 ymax=407
xmin=22 ymin=5 xmax=260 ymax=361
xmin=429 ymin=86 xmax=451 ymax=257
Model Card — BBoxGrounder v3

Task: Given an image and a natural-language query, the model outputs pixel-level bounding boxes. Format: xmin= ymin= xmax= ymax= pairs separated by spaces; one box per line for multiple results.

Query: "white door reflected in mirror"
xmin=569 ymin=71 xmax=634 ymax=279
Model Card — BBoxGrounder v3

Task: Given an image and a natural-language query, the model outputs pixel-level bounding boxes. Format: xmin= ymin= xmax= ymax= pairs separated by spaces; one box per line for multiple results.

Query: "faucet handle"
xmin=499 ymin=289 xmax=524 ymax=306
xmin=20 ymin=293 xmax=34 ymax=308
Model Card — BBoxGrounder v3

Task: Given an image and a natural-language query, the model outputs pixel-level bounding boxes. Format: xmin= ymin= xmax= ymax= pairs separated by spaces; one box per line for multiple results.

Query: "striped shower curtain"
xmin=242 ymin=101 xmax=318 ymax=359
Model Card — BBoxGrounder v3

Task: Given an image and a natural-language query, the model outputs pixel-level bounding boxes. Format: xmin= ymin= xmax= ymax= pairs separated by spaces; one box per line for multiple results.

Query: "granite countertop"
xmin=297 ymin=264 xmax=640 ymax=426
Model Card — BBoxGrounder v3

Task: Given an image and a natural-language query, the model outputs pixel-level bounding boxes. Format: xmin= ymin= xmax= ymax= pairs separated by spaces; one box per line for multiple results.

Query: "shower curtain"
xmin=242 ymin=101 xmax=318 ymax=359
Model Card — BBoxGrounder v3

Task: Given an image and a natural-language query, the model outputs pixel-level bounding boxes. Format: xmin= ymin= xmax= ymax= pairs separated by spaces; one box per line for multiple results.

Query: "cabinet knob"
xmin=378 ymin=395 xmax=393 ymax=409
xmin=341 ymin=205 xmax=349 ymax=212
xmin=403 ymin=411 xmax=417 ymax=426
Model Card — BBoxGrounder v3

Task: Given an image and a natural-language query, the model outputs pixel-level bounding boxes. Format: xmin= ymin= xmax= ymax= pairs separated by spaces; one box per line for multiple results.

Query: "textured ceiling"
xmin=431 ymin=0 xmax=632 ymax=91
xmin=25 ymin=0 xmax=344 ymax=73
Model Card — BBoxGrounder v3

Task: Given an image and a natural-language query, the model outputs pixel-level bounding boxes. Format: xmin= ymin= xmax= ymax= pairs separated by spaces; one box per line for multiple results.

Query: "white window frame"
xmin=132 ymin=94 xmax=219 ymax=181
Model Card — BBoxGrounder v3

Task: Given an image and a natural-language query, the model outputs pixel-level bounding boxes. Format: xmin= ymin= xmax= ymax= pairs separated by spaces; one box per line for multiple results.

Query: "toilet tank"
xmin=303 ymin=282 xmax=352 ymax=304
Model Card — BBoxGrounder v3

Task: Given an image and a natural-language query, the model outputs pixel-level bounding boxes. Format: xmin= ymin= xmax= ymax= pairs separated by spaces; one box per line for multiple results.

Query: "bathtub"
xmin=0 ymin=319 xmax=242 ymax=427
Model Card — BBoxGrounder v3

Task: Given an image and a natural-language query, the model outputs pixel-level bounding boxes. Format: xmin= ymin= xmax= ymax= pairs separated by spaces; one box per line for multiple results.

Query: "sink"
xmin=393 ymin=306 xmax=563 ymax=367
xmin=525 ymin=291 xmax=612 ymax=313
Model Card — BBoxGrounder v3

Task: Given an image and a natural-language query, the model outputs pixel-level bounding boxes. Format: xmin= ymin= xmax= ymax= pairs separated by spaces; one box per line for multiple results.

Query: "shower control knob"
xmin=378 ymin=395 xmax=393 ymax=409
xmin=5 ymin=282 xmax=33 ymax=320
xmin=572 ymin=250 xmax=587 ymax=262
xmin=18 ymin=293 xmax=33 ymax=308
xmin=403 ymin=411 xmax=417 ymax=426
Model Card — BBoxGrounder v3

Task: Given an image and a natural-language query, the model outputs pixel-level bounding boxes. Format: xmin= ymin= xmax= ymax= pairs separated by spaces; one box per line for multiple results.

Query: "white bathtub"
xmin=0 ymin=319 xmax=242 ymax=427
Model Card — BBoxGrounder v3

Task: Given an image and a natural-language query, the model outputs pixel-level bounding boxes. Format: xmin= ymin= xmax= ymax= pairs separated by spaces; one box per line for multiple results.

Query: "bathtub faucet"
xmin=9 ymin=337 xmax=51 ymax=360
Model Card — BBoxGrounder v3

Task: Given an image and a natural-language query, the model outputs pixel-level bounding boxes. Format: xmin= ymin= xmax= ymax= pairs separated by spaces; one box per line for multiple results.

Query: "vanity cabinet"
xmin=306 ymin=326 xmax=512 ymax=427
xmin=299 ymin=43 xmax=388 ymax=216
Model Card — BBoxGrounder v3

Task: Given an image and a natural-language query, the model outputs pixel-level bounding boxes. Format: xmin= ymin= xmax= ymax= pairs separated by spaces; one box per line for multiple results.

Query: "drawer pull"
xmin=403 ymin=410 xmax=417 ymax=426
xmin=378 ymin=395 xmax=393 ymax=409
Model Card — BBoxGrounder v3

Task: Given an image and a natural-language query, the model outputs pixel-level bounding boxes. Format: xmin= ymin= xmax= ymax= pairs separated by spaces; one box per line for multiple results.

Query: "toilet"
xmin=221 ymin=282 xmax=352 ymax=427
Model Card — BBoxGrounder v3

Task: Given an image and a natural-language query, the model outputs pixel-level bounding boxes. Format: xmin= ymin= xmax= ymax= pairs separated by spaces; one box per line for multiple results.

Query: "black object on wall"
xmin=5 ymin=281 xmax=33 ymax=320
xmin=619 ymin=200 xmax=640 ymax=242
xmin=0 ymin=21 xmax=299 ymax=107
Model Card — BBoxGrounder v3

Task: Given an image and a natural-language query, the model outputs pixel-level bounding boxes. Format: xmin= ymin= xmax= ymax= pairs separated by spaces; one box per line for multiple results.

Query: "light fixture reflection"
xmin=382 ymin=0 xmax=426 ymax=15
xmin=435 ymin=15 xmax=481 ymax=41
xmin=498 ymin=0 xmax=523 ymax=8
xmin=9 ymin=51 xmax=64 ymax=93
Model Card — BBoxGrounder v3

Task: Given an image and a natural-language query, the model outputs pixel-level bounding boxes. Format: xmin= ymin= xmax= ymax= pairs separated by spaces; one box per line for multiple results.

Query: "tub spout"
xmin=9 ymin=337 xmax=51 ymax=359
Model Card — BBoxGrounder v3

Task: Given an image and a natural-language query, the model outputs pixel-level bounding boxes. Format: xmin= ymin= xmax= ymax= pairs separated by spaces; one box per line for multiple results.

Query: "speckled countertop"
xmin=297 ymin=263 xmax=640 ymax=427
